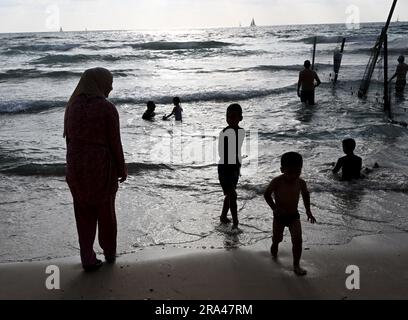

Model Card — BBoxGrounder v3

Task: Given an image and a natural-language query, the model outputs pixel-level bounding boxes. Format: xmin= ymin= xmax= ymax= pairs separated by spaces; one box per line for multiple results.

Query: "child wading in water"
xmin=218 ymin=104 xmax=245 ymax=230
xmin=142 ymin=101 xmax=156 ymax=120
xmin=332 ymin=138 xmax=362 ymax=181
xmin=264 ymin=152 xmax=316 ymax=276
xmin=163 ymin=97 xmax=183 ymax=121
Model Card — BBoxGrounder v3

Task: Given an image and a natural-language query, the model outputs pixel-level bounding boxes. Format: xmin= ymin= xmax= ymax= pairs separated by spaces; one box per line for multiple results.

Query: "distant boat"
xmin=59 ymin=27 xmax=63 ymax=32
xmin=250 ymin=18 xmax=256 ymax=27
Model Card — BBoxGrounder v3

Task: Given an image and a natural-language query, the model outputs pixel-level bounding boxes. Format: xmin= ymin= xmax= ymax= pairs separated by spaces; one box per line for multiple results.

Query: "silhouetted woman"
xmin=63 ymin=67 xmax=127 ymax=271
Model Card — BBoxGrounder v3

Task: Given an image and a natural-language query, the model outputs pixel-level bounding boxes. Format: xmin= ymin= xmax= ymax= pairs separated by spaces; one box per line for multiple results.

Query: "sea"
xmin=1 ymin=23 xmax=408 ymax=263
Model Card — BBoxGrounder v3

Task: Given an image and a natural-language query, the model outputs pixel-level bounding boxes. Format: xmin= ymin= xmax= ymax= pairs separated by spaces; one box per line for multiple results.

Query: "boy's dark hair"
xmin=304 ymin=60 xmax=311 ymax=68
xmin=281 ymin=152 xmax=303 ymax=169
xmin=147 ymin=101 xmax=155 ymax=108
xmin=173 ymin=97 xmax=181 ymax=104
xmin=342 ymin=138 xmax=356 ymax=151
xmin=227 ymin=103 xmax=242 ymax=117
xmin=398 ymin=55 xmax=404 ymax=63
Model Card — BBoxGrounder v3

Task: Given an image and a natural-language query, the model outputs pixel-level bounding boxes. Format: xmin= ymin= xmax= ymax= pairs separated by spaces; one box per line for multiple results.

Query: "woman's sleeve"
xmin=106 ymin=103 xmax=126 ymax=177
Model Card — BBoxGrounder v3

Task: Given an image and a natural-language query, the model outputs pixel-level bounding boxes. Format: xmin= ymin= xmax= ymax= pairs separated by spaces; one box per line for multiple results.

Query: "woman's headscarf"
xmin=63 ymin=67 xmax=113 ymax=138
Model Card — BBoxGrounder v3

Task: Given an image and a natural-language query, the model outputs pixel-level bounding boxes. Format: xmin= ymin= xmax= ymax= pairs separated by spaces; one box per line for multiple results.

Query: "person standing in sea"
xmin=218 ymin=104 xmax=245 ymax=231
xmin=389 ymin=55 xmax=408 ymax=96
xmin=297 ymin=60 xmax=321 ymax=105
xmin=63 ymin=67 xmax=127 ymax=272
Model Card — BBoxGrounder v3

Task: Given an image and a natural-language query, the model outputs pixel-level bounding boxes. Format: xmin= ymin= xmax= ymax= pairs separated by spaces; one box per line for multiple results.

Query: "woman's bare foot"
xmin=293 ymin=265 xmax=307 ymax=276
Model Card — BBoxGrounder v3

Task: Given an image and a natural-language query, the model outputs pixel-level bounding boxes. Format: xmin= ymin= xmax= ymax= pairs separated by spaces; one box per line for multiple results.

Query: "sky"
xmin=0 ymin=0 xmax=406 ymax=33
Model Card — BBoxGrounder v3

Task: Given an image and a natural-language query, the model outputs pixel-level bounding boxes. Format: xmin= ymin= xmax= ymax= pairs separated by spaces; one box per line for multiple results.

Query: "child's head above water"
xmin=147 ymin=100 xmax=156 ymax=111
xmin=173 ymin=97 xmax=181 ymax=105
xmin=226 ymin=103 xmax=243 ymax=127
xmin=280 ymin=152 xmax=303 ymax=181
xmin=342 ymin=138 xmax=356 ymax=155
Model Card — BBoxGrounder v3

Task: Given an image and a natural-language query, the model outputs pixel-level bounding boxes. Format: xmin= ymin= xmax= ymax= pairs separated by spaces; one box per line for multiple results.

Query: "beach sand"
xmin=0 ymin=233 xmax=407 ymax=300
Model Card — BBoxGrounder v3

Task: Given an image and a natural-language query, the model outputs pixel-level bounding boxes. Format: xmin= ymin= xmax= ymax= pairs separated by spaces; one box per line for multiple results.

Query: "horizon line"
xmin=0 ymin=20 xmax=405 ymax=35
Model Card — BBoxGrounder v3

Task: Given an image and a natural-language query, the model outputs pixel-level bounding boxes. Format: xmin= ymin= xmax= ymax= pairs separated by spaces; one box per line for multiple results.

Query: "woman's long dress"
xmin=65 ymin=94 xmax=125 ymax=267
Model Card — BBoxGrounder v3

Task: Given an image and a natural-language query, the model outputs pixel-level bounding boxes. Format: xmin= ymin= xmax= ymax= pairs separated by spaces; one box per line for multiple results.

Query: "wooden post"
xmin=383 ymin=32 xmax=391 ymax=116
xmin=333 ymin=37 xmax=346 ymax=84
xmin=358 ymin=0 xmax=398 ymax=98
xmin=312 ymin=36 xmax=317 ymax=70
xmin=340 ymin=37 xmax=346 ymax=52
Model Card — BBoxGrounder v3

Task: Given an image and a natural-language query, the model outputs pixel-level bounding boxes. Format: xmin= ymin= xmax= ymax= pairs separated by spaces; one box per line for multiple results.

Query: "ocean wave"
xmin=31 ymin=54 xmax=123 ymax=65
xmin=81 ymin=44 xmax=125 ymax=50
xmin=0 ymin=163 xmax=67 ymax=176
xmin=8 ymin=34 xmax=36 ymax=40
xmin=127 ymin=162 xmax=173 ymax=173
xmin=240 ymin=178 xmax=408 ymax=195
xmin=130 ymin=40 xmax=232 ymax=50
xmin=8 ymin=43 xmax=80 ymax=52
xmin=113 ymin=85 xmax=296 ymax=105
xmin=40 ymin=35 xmax=63 ymax=40
xmin=291 ymin=35 xmax=379 ymax=45
xmin=194 ymin=63 xmax=331 ymax=74
xmin=0 ymin=162 xmax=173 ymax=176
xmin=0 ymin=68 xmax=131 ymax=81
xmin=0 ymin=100 xmax=66 ymax=114
xmin=252 ymin=63 xmax=332 ymax=72
xmin=0 ymin=69 xmax=82 ymax=81
xmin=29 ymin=52 xmax=159 ymax=65
xmin=1 ymin=49 xmax=26 ymax=56
xmin=0 ymin=85 xmax=295 ymax=114
xmin=311 ymin=180 xmax=408 ymax=193
xmin=290 ymin=35 xmax=346 ymax=44
xmin=21 ymin=47 xmax=259 ymax=66
xmin=346 ymin=47 xmax=408 ymax=55
xmin=181 ymin=85 xmax=295 ymax=102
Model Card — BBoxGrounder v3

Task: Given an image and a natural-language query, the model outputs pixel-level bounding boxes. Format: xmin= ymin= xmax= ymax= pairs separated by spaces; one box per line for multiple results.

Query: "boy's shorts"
xmin=272 ymin=211 xmax=302 ymax=244
xmin=300 ymin=90 xmax=315 ymax=105
xmin=218 ymin=164 xmax=240 ymax=195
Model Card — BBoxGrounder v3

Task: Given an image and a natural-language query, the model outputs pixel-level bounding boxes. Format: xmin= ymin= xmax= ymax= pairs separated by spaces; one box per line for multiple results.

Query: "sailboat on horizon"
xmin=250 ymin=18 xmax=256 ymax=27
xmin=394 ymin=15 xmax=403 ymax=25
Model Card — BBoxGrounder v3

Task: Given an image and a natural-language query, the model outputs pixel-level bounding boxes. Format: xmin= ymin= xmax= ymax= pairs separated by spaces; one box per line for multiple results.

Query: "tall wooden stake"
xmin=312 ymin=36 xmax=317 ymax=70
xmin=358 ymin=0 xmax=398 ymax=98
xmin=383 ymin=32 xmax=391 ymax=116
xmin=333 ymin=37 xmax=346 ymax=84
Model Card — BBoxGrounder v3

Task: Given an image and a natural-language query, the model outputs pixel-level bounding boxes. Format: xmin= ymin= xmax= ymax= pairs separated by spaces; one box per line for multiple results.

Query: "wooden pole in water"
xmin=384 ymin=0 xmax=398 ymax=32
xmin=358 ymin=0 xmax=398 ymax=98
xmin=383 ymin=32 xmax=391 ymax=116
xmin=340 ymin=37 xmax=346 ymax=53
xmin=333 ymin=37 xmax=346 ymax=84
xmin=312 ymin=36 xmax=317 ymax=70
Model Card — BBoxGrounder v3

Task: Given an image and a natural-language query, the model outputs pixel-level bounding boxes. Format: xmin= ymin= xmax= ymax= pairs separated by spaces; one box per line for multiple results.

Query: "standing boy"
xmin=218 ymin=104 xmax=245 ymax=230
xmin=264 ymin=152 xmax=316 ymax=276
xmin=163 ymin=97 xmax=183 ymax=121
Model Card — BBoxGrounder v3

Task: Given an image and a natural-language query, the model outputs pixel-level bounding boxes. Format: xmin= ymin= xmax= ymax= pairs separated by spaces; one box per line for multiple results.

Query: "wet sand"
xmin=0 ymin=233 xmax=407 ymax=300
